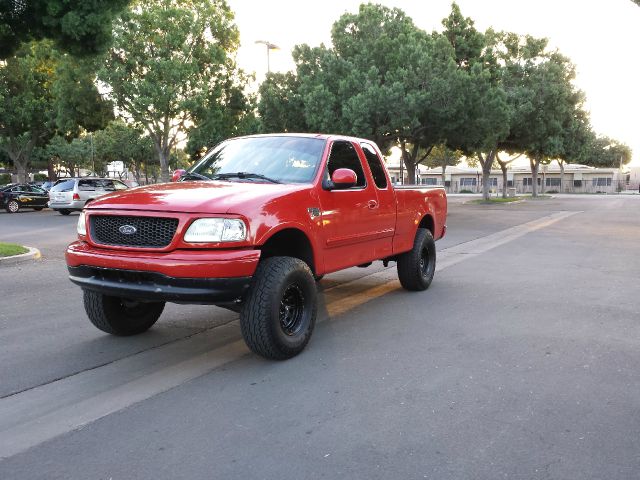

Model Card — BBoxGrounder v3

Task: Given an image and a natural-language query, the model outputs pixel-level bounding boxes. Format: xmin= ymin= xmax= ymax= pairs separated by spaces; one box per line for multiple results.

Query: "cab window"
xmin=360 ymin=143 xmax=388 ymax=189
xmin=326 ymin=141 xmax=366 ymax=188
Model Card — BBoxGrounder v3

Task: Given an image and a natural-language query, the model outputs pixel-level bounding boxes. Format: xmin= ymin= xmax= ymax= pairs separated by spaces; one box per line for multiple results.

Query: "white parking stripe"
xmin=0 ymin=210 xmax=579 ymax=459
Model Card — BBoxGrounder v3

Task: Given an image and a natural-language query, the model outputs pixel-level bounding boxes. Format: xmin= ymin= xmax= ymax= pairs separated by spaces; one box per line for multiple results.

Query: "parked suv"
xmin=49 ymin=178 xmax=129 ymax=215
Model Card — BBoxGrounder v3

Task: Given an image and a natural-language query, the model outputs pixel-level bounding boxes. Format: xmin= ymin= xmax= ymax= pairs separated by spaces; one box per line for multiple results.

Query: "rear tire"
xmin=59 ymin=209 xmax=71 ymax=215
xmin=397 ymin=228 xmax=436 ymax=291
xmin=240 ymin=256 xmax=317 ymax=360
xmin=6 ymin=200 xmax=19 ymax=213
xmin=34 ymin=207 xmax=44 ymax=211
xmin=83 ymin=290 xmax=165 ymax=336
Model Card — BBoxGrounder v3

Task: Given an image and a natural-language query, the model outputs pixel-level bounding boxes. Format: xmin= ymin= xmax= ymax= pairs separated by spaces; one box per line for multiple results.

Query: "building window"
xmin=574 ymin=180 xmax=582 ymax=187
xmin=546 ymin=178 xmax=561 ymax=187
xmin=420 ymin=177 xmax=438 ymax=185
xmin=460 ymin=178 xmax=477 ymax=186
xmin=523 ymin=177 xmax=541 ymax=186
xmin=592 ymin=177 xmax=612 ymax=187
xmin=507 ymin=180 xmax=514 ymax=187
xmin=485 ymin=177 xmax=498 ymax=186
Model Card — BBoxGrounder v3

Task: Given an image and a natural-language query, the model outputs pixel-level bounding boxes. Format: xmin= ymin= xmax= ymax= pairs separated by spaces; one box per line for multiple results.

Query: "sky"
xmin=227 ymin=0 xmax=640 ymax=167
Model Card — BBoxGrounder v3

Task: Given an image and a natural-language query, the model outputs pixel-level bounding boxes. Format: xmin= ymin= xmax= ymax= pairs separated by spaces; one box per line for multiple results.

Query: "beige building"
xmin=383 ymin=158 xmax=630 ymax=194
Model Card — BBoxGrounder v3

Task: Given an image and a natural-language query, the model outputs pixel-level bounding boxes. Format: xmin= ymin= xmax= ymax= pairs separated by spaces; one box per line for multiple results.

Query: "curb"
xmin=0 ymin=247 xmax=41 ymax=266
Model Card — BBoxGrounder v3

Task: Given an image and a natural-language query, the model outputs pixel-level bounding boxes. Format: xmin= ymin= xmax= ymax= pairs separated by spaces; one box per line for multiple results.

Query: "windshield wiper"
xmin=211 ymin=172 xmax=280 ymax=184
xmin=180 ymin=171 xmax=211 ymax=181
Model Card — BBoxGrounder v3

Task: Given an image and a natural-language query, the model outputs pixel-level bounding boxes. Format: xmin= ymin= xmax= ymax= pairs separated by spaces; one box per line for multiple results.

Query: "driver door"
xmin=317 ymin=140 xmax=389 ymax=273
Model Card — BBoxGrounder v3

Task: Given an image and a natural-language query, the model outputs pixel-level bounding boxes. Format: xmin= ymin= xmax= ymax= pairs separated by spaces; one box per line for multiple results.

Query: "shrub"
xmin=33 ymin=173 xmax=47 ymax=181
xmin=0 ymin=173 xmax=11 ymax=185
xmin=460 ymin=189 xmax=473 ymax=194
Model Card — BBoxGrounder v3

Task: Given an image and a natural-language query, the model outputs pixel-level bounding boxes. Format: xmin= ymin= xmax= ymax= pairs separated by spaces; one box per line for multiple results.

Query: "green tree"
xmin=91 ymin=120 xmax=154 ymax=181
xmin=292 ymin=4 xmax=468 ymax=184
xmin=441 ymin=8 xmax=510 ymax=200
xmin=46 ymin=134 xmax=90 ymax=177
xmin=258 ymin=72 xmax=308 ymax=133
xmin=53 ymin=54 xmax=113 ymax=137
xmin=424 ymin=144 xmax=462 ymax=185
xmin=0 ymin=42 xmax=57 ymax=182
xmin=0 ymin=0 xmax=130 ymax=59
xmin=99 ymin=0 xmax=245 ymax=182
xmin=583 ymin=136 xmax=632 ymax=168
xmin=186 ymin=75 xmax=259 ymax=159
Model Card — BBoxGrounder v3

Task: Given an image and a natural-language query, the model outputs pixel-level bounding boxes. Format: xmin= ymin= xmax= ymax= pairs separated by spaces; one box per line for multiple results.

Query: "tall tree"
xmin=99 ymin=0 xmax=245 ymax=182
xmin=0 ymin=42 xmax=57 ymax=182
xmin=441 ymin=8 xmax=510 ymax=200
xmin=292 ymin=4 xmax=467 ymax=183
xmin=0 ymin=0 xmax=130 ymax=59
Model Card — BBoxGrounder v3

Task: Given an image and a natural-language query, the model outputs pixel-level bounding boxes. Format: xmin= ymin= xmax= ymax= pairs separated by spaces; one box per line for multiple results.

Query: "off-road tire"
xmin=6 ymin=200 xmax=19 ymax=213
xmin=59 ymin=209 xmax=71 ymax=215
xmin=397 ymin=228 xmax=436 ymax=291
xmin=240 ymin=256 xmax=317 ymax=360
xmin=83 ymin=290 xmax=165 ymax=336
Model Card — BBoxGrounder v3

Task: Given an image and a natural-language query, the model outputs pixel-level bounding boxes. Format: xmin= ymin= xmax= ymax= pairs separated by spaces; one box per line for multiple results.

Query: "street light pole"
xmin=255 ymin=40 xmax=280 ymax=73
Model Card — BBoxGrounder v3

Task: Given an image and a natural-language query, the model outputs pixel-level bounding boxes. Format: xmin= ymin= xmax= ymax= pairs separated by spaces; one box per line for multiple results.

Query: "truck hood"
xmin=87 ymin=181 xmax=309 ymax=214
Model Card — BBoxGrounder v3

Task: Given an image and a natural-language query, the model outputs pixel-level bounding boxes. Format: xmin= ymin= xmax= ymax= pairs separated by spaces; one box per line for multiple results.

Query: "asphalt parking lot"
xmin=1 ymin=194 xmax=639 ymax=479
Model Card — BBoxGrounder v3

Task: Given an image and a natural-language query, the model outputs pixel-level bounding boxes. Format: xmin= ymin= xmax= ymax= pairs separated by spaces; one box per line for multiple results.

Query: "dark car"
xmin=1 ymin=183 xmax=49 ymax=213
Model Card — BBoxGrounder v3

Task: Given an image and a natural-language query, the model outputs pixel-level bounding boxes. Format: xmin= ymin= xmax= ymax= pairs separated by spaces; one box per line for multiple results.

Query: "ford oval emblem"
xmin=119 ymin=224 xmax=137 ymax=235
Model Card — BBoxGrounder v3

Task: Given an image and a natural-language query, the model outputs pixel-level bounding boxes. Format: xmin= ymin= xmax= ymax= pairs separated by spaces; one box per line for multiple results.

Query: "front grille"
xmin=90 ymin=215 xmax=178 ymax=248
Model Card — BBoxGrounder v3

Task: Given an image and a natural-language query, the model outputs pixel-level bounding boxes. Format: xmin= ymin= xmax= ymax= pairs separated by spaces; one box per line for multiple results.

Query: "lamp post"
xmin=255 ymin=40 xmax=280 ymax=73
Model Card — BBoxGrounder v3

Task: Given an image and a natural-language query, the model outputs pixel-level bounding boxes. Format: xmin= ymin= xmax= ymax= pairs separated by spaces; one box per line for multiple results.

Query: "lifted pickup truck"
xmin=66 ymin=134 xmax=447 ymax=359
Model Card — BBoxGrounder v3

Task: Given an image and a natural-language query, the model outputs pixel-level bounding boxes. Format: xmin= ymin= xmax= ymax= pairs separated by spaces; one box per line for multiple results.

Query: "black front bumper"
xmin=68 ymin=266 xmax=251 ymax=305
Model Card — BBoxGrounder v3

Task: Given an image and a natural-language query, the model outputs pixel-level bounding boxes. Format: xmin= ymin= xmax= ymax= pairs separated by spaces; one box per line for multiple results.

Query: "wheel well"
xmin=259 ymin=229 xmax=315 ymax=274
xmin=419 ymin=214 xmax=434 ymax=235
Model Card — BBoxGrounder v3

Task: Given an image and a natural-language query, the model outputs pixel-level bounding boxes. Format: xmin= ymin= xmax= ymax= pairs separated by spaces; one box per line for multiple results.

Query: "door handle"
xmin=367 ymin=200 xmax=378 ymax=209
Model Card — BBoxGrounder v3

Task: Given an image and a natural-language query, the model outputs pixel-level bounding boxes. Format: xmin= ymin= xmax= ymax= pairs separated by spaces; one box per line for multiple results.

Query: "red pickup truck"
xmin=66 ymin=134 xmax=447 ymax=359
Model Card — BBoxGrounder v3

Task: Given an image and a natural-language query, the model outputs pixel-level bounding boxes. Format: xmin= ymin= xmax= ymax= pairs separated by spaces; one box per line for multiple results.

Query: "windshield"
xmin=188 ymin=136 xmax=326 ymax=184
xmin=50 ymin=179 xmax=75 ymax=192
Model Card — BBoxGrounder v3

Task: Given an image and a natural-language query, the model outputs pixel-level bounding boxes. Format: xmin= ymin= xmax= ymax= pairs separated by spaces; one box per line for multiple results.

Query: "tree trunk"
xmin=530 ymin=157 xmax=540 ymax=197
xmin=14 ymin=159 xmax=28 ymax=183
xmin=501 ymin=163 xmax=508 ymax=198
xmin=478 ymin=150 xmax=496 ymax=201
xmin=400 ymin=142 xmax=417 ymax=185
xmin=158 ymin=147 xmax=170 ymax=183
xmin=441 ymin=162 xmax=446 ymax=187
xmin=558 ymin=160 xmax=565 ymax=192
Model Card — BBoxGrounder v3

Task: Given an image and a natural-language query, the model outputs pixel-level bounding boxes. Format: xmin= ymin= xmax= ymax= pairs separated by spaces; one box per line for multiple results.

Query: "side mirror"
xmin=329 ymin=168 xmax=357 ymax=190
xmin=171 ymin=169 xmax=186 ymax=182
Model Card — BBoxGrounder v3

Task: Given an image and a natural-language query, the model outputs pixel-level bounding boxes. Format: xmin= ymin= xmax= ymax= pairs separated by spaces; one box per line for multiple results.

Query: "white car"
xmin=49 ymin=178 xmax=129 ymax=215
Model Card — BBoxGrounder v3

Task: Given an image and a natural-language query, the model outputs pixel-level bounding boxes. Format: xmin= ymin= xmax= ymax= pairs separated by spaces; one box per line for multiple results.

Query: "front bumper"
xmin=68 ymin=265 xmax=251 ymax=304
xmin=66 ymin=241 xmax=261 ymax=304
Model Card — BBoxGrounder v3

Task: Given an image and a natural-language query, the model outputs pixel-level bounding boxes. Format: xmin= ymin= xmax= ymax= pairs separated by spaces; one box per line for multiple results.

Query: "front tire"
xmin=83 ymin=290 xmax=165 ymax=336
xmin=240 ymin=257 xmax=317 ymax=360
xmin=397 ymin=228 xmax=436 ymax=291
xmin=6 ymin=200 xmax=19 ymax=213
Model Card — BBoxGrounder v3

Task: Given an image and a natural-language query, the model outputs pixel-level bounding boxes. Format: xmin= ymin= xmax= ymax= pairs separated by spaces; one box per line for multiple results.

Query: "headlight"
xmin=184 ymin=218 xmax=246 ymax=243
xmin=77 ymin=212 xmax=86 ymax=236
